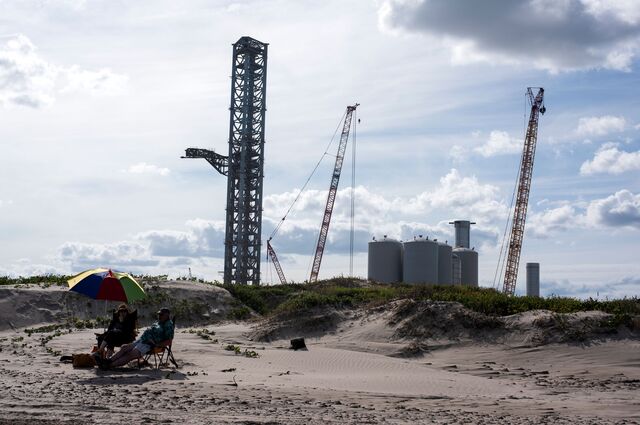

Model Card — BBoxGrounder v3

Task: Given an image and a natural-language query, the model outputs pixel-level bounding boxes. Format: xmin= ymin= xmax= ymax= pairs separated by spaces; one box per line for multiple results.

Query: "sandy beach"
xmin=1 ymin=282 xmax=638 ymax=424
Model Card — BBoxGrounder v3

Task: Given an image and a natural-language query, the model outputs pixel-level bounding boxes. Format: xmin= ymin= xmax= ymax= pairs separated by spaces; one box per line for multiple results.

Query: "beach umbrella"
xmin=67 ymin=268 xmax=145 ymax=303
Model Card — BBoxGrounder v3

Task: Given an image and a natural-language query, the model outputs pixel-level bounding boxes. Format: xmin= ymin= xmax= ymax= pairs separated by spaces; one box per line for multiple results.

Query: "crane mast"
xmin=266 ymin=239 xmax=287 ymax=284
xmin=309 ymin=104 xmax=359 ymax=282
xmin=502 ymin=88 xmax=545 ymax=295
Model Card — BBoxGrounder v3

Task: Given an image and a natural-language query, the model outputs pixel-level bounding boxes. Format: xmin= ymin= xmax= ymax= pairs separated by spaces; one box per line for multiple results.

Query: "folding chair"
xmin=142 ymin=316 xmax=178 ymax=369
xmin=93 ymin=309 xmax=138 ymax=358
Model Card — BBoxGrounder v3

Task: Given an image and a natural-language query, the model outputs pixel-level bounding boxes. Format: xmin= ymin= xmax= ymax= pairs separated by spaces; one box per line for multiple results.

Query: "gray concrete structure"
xmin=526 ymin=262 xmax=540 ymax=297
xmin=449 ymin=220 xmax=476 ymax=248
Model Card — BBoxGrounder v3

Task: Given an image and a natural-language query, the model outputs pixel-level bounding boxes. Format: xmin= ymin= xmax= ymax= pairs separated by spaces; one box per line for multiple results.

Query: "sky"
xmin=0 ymin=0 xmax=639 ymax=298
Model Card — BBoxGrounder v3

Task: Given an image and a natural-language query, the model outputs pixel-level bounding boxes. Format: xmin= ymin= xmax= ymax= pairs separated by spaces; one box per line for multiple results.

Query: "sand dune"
xmin=0 ymin=283 xmax=638 ymax=424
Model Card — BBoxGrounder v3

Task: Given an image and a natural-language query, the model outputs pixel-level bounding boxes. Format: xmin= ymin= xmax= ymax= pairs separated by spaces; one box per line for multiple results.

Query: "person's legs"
xmin=109 ymin=343 xmax=133 ymax=363
xmin=109 ymin=348 xmax=142 ymax=368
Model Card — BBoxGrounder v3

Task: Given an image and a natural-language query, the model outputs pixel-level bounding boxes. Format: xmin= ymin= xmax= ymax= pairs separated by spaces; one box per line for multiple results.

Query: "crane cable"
xmin=304 ymin=109 xmax=354 ymax=280
xmin=268 ymin=109 xmax=348 ymax=242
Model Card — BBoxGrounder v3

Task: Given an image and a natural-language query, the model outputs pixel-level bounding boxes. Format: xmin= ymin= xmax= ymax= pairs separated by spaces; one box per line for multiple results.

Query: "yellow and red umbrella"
xmin=67 ymin=268 xmax=145 ymax=303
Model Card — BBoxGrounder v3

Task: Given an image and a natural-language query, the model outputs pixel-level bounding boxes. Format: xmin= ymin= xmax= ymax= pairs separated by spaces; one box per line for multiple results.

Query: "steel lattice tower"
xmin=502 ymin=87 xmax=545 ymax=295
xmin=183 ymin=36 xmax=268 ymax=285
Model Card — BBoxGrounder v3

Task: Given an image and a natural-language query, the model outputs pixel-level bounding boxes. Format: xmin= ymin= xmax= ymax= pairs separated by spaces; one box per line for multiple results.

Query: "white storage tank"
xmin=452 ymin=247 xmax=478 ymax=287
xmin=367 ymin=236 xmax=403 ymax=283
xmin=452 ymin=254 xmax=462 ymax=285
xmin=436 ymin=241 xmax=453 ymax=285
xmin=526 ymin=263 xmax=540 ymax=297
xmin=403 ymin=236 xmax=439 ymax=284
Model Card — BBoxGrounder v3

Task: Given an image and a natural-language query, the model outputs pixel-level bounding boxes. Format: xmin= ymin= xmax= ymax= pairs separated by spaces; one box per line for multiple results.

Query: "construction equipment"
xmin=183 ymin=36 xmax=268 ymax=285
xmin=266 ymin=239 xmax=287 ymax=284
xmin=266 ymin=104 xmax=358 ymax=284
xmin=309 ymin=104 xmax=359 ymax=282
xmin=502 ymin=88 xmax=545 ymax=295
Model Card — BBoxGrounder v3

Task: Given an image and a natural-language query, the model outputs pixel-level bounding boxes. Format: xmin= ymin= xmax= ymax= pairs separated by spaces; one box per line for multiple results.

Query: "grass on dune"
xmin=221 ymin=278 xmax=639 ymax=325
xmin=2 ymin=274 xmax=638 ymax=324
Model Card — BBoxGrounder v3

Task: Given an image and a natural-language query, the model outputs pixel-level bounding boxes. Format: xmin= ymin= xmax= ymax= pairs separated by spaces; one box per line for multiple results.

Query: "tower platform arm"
xmin=182 ymin=148 xmax=229 ymax=176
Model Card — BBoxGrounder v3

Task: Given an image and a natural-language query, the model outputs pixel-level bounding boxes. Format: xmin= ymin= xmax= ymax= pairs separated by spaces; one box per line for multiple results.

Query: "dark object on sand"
xmin=72 ymin=353 xmax=97 ymax=368
xmin=59 ymin=355 xmax=73 ymax=363
xmin=290 ymin=338 xmax=306 ymax=350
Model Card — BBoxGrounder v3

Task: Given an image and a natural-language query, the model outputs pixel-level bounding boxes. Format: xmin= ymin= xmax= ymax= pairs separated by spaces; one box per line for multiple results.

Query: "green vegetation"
xmin=221 ymin=283 xmax=304 ymax=315
xmin=225 ymin=343 xmax=242 ymax=354
xmin=195 ymin=329 xmax=218 ymax=343
xmin=224 ymin=344 xmax=259 ymax=358
xmin=3 ymin=273 xmax=637 ymax=327
xmin=221 ymin=280 xmax=639 ymax=326
xmin=0 ymin=274 xmax=71 ymax=287
xmin=25 ymin=324 xmax=67 ymax=336
xmin=227 ymin=306 xmax=252 ymax=320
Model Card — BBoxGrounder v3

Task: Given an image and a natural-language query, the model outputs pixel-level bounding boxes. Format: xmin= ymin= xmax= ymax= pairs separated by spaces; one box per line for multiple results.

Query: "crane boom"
xmin=267 ymin=239 xmax=287 ymax=284
xmin=502 ymin=88 xmax=545 ymax=295
xmin=309 ymin=103 xmax=359 ymax=282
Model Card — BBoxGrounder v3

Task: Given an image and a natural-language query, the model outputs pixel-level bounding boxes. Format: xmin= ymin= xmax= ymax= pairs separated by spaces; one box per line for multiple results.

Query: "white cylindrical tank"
xmin=453 ymin=247 xmax=478 ymax=287
xmin=403 ymin=236 xmax=439 ymax=284
xmin=367 ymin=236 xmax=403 ymax=283
xmin=526 ymin=263 xmax=540 ymax=297
xmin=437 ymin=241 xmax=452 ymax=285
xmin=452 ymin=254 xmax=462 ymax=285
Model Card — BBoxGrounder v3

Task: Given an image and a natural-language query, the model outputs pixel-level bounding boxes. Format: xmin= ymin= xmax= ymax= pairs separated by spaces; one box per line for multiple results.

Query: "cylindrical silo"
xmin=367 ymin=236 xmax=403 ymax=283
xmin=448 ymin=220 xmax=476 ymax=248
xmin=453 ymin=247 xmax=478 ymax=287
xmin=452 ymin=254 xmax=462 ymax=285
xmin=526 ymin=263 xmax=540 ymax=297
xmin=403 ymin=236 xmax=438 ymax=284
xmin=437 ymin=241 xmax=452 ymax=285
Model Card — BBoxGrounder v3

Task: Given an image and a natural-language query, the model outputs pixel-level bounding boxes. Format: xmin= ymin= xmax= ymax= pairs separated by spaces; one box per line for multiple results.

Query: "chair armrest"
xmin=156 ymin=339 xmax=172 ymax=348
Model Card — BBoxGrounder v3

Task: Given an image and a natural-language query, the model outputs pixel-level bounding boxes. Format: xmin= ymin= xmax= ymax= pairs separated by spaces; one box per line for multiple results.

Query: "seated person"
xmin=95 ymin=304 xmax=137 ymax=358
xmin=98 ymin=307 xmax=173 ymax=369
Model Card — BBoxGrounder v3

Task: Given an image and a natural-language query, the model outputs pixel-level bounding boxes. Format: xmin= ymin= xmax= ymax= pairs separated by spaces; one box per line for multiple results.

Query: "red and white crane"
xmin=309 ymin=104 xmax=359 ymax=282
xmin=267 ymin=104 xmax=359 ymax=284
xmin=502 ymin=88 xmax=545 ymax=295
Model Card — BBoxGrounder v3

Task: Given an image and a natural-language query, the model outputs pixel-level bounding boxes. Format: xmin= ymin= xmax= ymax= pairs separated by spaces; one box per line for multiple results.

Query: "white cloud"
xmin=126 ymin=162 xmax=171 ymax=176
xmin=0 ymin=258 xmax=69 ymax=277
xmin=585 ymin=189 xmax=640 ymax=229
xmin=449 ymin=145 xmax=467 ymax=162
xmin=634 ymin=123 xmax=640 ymax=130
xmin=0 ymin=34 xmax=128 ymax=108
xmin=379 ymin=0 xmax=640 ymax=72
xmin=475 ymin=130 xmax=522 ymax=157
xmin=541 ymin=274 xmax=640 ymax=299
xmin=576 ymin=115 xmax=626 ymax=136
xmin=528 ymin=189 xmax=640 ymax=237
xmin=580 ymin=143 xmax=640 ymax=175
xmin=264 ymin=169 xmax=507 ymax=254
xmin=57 ymin=219 xmax=226 ymax=272
xmin=0 ymin=34 xmax=57 ymax=107
xmin=138 ymin=219 xmax=225 ymax=257
xmin=61 ymin=65 xmax=128 ymax=96
xmin=528 ymin=205 xmax=577 ymax=238
xmin=581 ymin=0 xmax=640 ymax=25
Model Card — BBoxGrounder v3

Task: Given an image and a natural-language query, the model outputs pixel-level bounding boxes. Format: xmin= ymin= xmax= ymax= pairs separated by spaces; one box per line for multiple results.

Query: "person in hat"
xmin=99 ymin=307 xmax=173 ymax=369
xmin=94 ymin=304 xmax=137 ymax=358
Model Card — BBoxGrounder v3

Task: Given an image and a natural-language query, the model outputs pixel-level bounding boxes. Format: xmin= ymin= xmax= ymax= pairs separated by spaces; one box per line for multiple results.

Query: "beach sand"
xmin=1 ymin=313 xmax=639 ymax=424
